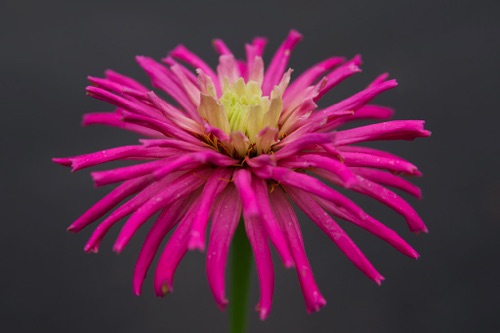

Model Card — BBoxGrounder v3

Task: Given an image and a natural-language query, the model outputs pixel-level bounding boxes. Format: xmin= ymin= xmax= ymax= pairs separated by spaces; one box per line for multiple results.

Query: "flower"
xmin=53 ymin=30 xmax=430 ymax=319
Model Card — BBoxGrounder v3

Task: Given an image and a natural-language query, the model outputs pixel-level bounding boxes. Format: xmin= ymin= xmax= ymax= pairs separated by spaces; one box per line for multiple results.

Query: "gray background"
xmin=2 ymin=0 xmax=499 ymax=332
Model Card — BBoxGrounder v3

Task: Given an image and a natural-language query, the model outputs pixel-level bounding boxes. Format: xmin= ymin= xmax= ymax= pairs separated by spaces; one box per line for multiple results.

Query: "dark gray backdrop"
xmin=2 ymin=0 xmax=499 ymax=332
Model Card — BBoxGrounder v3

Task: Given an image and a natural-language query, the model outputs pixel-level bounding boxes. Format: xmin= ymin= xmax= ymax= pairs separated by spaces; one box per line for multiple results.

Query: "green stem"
xmin=229 ymin=219 xmax=253 ymax=333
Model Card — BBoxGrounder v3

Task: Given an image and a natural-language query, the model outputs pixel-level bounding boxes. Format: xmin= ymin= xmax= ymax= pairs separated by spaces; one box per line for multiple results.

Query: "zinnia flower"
xmin=54 ymin=30 xmax=430 ymax=319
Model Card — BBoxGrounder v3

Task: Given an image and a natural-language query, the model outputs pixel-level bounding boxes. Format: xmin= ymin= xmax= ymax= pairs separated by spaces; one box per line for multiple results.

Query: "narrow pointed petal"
xmin=133 ymin=198 xmax=191 ymax=295
xmin=206 ymin=185 xmax=242 ymax=309
xmin=243 ymin=214 xmax=274 ymax=320
xmin=262 ymin=30 xmax=302 ymax=95
xmin=83 ymin=173 xmax=181 ymax=252
xmin=212 ymin=39 xmax=232 ymax=55
xmin=113 ymin=167 xmax=211 ymax=252
xmin=68 ymin=175 xmax=153 ymax=233
xmin=82 ymin=112 xmax=162 ymax=137
xmin=284 ymin=56 xmax=345 ymax=100
xmin=91 ymin=159 xmax=173 ymax=187
xmin=314 ymin=55 xmax=362 ymax=101
xmin=58 ymin=145 xmax=176 ymax=172
xmin=350 ymin=167 xmax=422 ymax=198
xmin=253 ymin=178 xmax=294 ymax=268
xmin=270 ymin=189 xmax=326 ymax=312
xmin=152 ymin=150 xmax=236 ymax=180
xmin=187 ymin=168 xmax=232 ymax=250
xmin=313 ymin=192 xmax=419 ymax=259
xmin=335 ymin=120 xmax=431 ymax=146
xmin=170 ymin=44 xmax=221 ymax=95
xmin=286 ymin=187 xmax=384 ymax=284
xmin=280 ymin=154 xmax=357 ymax=188
xmin=153 ymin=194 xmax=203 ymax=296
xmin=250 ymin=165 xmax=366 ymax=219
xmin=233 ymin=168 xmax=259 ymax=216
xmin=351 ymin=176 xmax=427 ymax=233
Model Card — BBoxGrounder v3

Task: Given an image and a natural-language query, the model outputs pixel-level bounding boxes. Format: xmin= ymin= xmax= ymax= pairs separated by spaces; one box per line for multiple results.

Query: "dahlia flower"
xmin=54 ymin=30 xmax=429 ymax=319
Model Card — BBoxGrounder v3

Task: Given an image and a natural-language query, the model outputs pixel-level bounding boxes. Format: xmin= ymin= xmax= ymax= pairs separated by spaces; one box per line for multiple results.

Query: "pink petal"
xmin=335 ymin=120 xmax=431 ymax=146
xmin=280 ymin=153 xmax=357 ymax=188
xmin=251 ymin=165 xmax=366 ymax=219
xmin=133 ymin=197 xmax=191 ymax=295
xmin=104 ymin=69 xmax=149 ymax=92
xmin=152 ymin=150 xmax=236 ymax=180
xmin=55 ymin=145 xmax=177 ymax=172
xmin=187 ymin=168 xmax=233 ymax=250
xmin=83 ymin=173 xmax=181 ymax=253
xmin=67 ymin=175 xmax=154 ymax=233
xmin=350 ymin=167 xmax=422 ymax=198
xmin=82 ymin=112 xmax=162 ymax=138
xmin=113 ymin=167 xmax=212 ymax=252
xmin=270 ymin=189 xmax=326 ymax=313
xmin=286 ymin=187 xmax=384 ymax=284
xmin=212 ymin=39 xmax=232 ymax=55
xmin=91 ymin=159 xmax=174 ymax=187
xmin=170 ymin=44 xmax=221 ymax=95
xmin=253 ymin=178 xmax=294 ymax=268
xmin=313 ymin=192 xmax=419 ymax=259
xmin=341 ymin=151 xmax=421 ymax=175
xmin=313 ymin=79 xmax=398 ymax=131
xmin=243 ymin=213 xmax=274 ymax=320
xmin=206 ymin=185 xmax=242 ymax=309
xmin=135 ymin=56 xmax=197 ymax=115
xmin=262 ymin=30 xmax=302 ymax=95
xmin=314 ymin=55 xmax=362 ymax=101
xmin=233 ymin=168 xmax=259 ymax=216
xmin=284 ymin=56 xmax=345 ymax=101
xmin=351 ymin=176 xmax=427 ymax=233
xmin=153 ymin=193 xmax=203 ymax=296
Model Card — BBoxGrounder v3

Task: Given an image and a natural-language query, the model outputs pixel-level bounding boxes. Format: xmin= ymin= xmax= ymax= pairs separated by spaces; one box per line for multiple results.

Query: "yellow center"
xmin=219 ymin=78 xmax=271 ymax=137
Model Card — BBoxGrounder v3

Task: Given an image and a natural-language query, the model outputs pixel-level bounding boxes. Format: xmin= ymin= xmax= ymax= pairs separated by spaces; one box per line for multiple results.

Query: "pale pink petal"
xmin=217 ymin=54 xmax=241 ymax=85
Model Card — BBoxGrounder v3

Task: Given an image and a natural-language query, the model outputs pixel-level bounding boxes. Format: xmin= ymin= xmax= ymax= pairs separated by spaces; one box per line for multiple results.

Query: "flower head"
xmin=54 ymin=30 xmax=430 ymax=319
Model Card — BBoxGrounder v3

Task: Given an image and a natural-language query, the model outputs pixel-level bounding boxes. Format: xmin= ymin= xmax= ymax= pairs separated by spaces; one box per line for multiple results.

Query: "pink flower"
xmin=54 ymin=30 xmax=430 ymax=319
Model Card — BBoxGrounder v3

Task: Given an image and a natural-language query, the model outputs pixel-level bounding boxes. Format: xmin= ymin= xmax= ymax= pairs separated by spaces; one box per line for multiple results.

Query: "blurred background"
xmin=1 ymin=0 xmax=499 ymax=332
